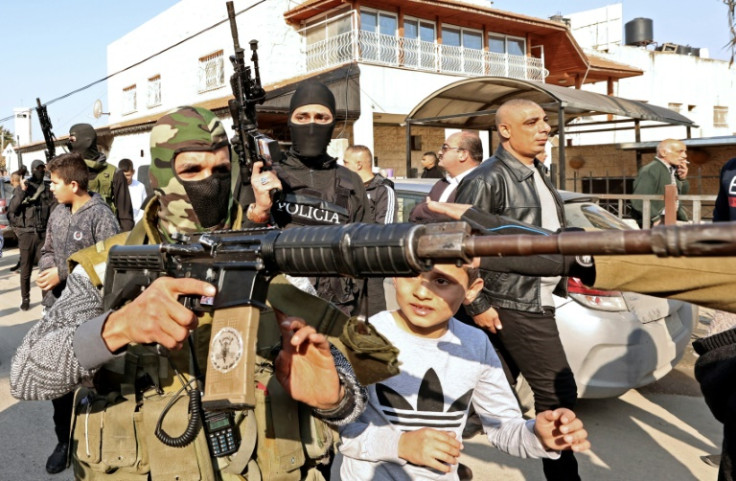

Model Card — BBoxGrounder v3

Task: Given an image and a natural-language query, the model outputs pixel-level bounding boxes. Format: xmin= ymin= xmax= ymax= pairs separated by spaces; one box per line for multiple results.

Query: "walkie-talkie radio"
xmin=204 ymin=411 xmax=240 ymax=457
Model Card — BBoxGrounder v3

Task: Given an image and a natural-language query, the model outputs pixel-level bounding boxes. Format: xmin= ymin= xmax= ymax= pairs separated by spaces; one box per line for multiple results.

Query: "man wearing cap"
xmin=8 ymin=159 xmax=55 ymax=311
xmin=242 ymin=80 xmax=371 ymax=314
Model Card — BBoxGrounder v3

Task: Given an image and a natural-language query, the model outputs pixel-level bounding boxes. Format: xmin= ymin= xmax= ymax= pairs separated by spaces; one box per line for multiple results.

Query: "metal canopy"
xmin=405 ymin=77 xmax=694 ymax=130
xmin=404 ymin=77 xmax=694 ymax=184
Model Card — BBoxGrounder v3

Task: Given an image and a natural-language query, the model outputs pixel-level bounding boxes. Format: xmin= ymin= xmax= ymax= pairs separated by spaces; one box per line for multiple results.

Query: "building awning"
xmin=404 ymin=76 xmax=694 ymax=185
xmin=405 ymin=76 xmax=694 ymax=131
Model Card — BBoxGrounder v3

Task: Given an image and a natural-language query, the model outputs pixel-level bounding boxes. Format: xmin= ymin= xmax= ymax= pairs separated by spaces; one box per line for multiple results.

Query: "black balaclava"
xmin=31 ymin=159 xmax=45 ymax=182
xmin=67 ymin=123 xmax=103 ymax=161
xmin=287 ymin=81 xmax=336 ymax=163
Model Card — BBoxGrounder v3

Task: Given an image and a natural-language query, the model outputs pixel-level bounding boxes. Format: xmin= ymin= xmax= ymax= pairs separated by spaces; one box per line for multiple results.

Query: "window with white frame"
xmin=304 ymin=8 xmax=353 ymax=70
xmin=360 ymin=9 xmax=398 ymax=64
xmin=122 ymin=85 xmax=137 ymax=114
xmin=198 ymin=50 xmax=225 ymax=93
xmin=403 ymin=17 xmax=436 ymax=69
xmin=488 ymin=33 xmax=527 ymax=77
xmin=440 ymin=24 xmax=483 ymax=74
xmin=147 ymin=75 xmax=161 ymax=108
xmin=714 ymin=106 xmax=728 ymax=128
xmin=488 ymin=33 xmax=526 ymax=55
xmin=305 ymin=7 xmax=352 ymax=46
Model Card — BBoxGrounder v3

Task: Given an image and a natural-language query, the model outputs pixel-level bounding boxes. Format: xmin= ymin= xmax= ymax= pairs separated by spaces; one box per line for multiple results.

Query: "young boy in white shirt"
xmin=331 ymin=263 xmax=590 ymax=480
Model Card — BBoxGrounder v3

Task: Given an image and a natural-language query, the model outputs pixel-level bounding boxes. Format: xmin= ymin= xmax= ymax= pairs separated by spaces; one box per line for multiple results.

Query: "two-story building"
xmin=95 ymin=0 xmax=648 ymax=177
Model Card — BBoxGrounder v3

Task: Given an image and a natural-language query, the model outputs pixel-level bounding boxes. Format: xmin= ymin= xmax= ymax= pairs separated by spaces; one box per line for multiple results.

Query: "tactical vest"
xmin=271 ymin=165 xmax=356 ymax=228
xmin=271 ymin=165 xmax=364 ymax=311
xmin=66 ymin=200 xmax=398 ymax=481
xmin=86 ymin=160 xmax=117 ymax=214
xmin=15 ymin=180 xmax=53 ymax=232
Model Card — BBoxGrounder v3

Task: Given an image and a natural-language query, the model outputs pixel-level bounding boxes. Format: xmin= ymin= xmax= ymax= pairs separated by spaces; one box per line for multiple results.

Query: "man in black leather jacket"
xmin=455 ymin=99 xmax=580 ymax=481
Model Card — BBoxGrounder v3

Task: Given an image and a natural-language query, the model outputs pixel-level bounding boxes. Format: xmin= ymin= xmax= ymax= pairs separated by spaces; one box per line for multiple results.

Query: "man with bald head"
xmin=631 ymin=138 xmax=690 ymax=227
xmin=455 ymin=98 xmax=581 ymax=480
xmin=409 ymin=130 xmax=482 ymax=222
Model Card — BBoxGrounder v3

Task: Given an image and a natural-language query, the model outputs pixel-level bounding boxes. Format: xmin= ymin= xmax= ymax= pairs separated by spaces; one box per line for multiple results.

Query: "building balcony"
xmin=305 ymin=30 xmax=548 ymax=81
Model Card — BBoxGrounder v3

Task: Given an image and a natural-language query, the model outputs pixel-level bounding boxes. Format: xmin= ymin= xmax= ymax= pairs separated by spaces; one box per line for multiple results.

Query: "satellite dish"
xmin=93 ymin=99 xmax=109 ymax=119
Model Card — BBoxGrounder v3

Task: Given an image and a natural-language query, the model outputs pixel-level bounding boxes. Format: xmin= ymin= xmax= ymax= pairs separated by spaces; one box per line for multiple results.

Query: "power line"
xmin=0 ymin=0 xmax=267 ymax=126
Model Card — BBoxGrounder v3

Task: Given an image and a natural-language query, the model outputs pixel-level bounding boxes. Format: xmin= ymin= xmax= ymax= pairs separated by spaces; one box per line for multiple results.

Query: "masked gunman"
xmin=8 ymin=159 xmax=55 ymax=311
xmin=67 ymin=123 xmax=135 ymax=231
xmin=240 ymin=80 xmax=372 ymax=315
xmin=11 ymin=107 xmax=366 ymax=480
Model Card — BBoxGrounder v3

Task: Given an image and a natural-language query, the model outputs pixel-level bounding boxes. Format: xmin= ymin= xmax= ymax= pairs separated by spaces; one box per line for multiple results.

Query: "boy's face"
xmin=49 ymin=172 xmax=76 ymax=204
xmin=122 ymin=169 xmax=135 ymax=185
xmin=393 ymin=264 xmax=483 ymax=339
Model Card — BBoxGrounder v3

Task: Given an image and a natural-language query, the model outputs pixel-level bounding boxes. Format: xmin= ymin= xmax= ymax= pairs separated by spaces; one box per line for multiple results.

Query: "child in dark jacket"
xmin=35 ymin=152 xmax=120 ymax=475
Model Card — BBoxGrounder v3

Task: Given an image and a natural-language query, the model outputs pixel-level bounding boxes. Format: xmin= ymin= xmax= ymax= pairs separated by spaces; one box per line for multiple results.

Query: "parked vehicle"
xmin=0 ymin=177 xmax=16 ymax=244
xmin=390 ymin=178 xmax=694 ymax=399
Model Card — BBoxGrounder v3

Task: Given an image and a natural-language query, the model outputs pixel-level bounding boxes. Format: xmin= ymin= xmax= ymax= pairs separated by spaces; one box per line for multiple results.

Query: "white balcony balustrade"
xmin=305 ymin=30 xmax=547 ymax=81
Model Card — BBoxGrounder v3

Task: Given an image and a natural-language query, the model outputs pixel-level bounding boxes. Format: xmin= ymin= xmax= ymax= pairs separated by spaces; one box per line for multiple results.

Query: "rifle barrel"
xmin=226 ymin=1 xmax=241 ymax=51
xmin=463 ymin=222 xmax=736 ymax=258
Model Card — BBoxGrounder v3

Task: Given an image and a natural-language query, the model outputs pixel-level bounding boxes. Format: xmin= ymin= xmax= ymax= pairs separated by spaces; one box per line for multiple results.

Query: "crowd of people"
xmin=3 ymin=81 xmax=735 ymax=481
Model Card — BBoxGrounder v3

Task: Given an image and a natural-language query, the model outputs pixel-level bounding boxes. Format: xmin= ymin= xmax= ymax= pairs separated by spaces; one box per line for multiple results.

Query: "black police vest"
xmin=271 ymin=165 xmax=355 ymax=228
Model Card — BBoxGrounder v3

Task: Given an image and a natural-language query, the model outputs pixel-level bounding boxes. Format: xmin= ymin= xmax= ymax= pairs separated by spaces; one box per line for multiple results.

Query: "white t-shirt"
xmin=128 ymin=179 xmax=148 ymax=223
xmin=333 ymin=310 xmax=555 ymax=480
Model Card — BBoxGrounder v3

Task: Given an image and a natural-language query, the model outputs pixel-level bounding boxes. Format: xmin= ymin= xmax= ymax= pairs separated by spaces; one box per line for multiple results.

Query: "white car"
xmin=391 ymin=178 xmax=694 ymax=399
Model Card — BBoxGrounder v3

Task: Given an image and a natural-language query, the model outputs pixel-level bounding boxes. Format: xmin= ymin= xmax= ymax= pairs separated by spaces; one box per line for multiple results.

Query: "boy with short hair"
xmin=36 ymin=152 xmax=120 ymax=474
xmin=332 ymin=263 xmax=590 ymax=480
xmin=118 ymin=157 xmax=148 ymax=223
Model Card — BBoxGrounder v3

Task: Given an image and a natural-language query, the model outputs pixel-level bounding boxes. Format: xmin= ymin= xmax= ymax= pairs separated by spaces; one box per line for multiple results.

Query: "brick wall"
xmin=555 ymin=144 xmax=729 ymax=195
xmin=373 ymin=125 xmax=446 ymax=178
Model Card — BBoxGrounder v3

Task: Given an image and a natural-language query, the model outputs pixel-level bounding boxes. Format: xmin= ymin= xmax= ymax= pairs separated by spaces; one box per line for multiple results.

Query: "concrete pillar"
xmin=351 ymin=88 xmax=375 ymax=163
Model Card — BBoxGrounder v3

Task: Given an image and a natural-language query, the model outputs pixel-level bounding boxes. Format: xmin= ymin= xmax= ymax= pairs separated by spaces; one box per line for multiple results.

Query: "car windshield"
xmin=396 ymin=191 xmax=427 ymax=222
xmin=564 ymin=202 xmax=632 ymax=231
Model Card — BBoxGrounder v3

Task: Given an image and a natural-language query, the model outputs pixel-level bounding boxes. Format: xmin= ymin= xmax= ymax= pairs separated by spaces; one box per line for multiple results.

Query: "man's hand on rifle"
xmin=102 ymin=277 xmax=215 ymax=353
xmin=248 ymin=160 xmax=281 ymax=223
xmin=273 ymin=309 xmax=344 ymax=410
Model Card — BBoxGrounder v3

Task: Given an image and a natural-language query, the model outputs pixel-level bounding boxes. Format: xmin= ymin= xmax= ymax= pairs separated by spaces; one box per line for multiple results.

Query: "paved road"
xmin=0 ymin=246 xmax=723 ymax=480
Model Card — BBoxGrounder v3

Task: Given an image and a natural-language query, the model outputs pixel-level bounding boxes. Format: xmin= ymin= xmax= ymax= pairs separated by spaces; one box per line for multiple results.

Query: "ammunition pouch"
xmin=71 ymin=386 xmax=216 ymax=481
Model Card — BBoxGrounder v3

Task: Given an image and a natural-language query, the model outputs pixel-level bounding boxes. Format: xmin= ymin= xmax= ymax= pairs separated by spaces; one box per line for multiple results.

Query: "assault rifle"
xmin=103 ymin=220 xmax=736 ymax=413
xmin=225 ymin=1 xmax=280 ymax=191
xmin=36 ymin=98 xmax=56 ymax=162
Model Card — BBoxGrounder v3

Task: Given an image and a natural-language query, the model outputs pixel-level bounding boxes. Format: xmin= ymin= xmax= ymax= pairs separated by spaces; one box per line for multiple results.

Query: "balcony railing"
xmin=305 ymin=30 xmax=547 ymax=81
